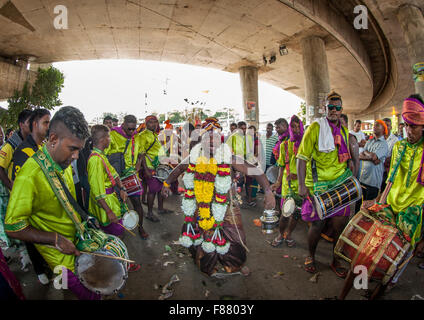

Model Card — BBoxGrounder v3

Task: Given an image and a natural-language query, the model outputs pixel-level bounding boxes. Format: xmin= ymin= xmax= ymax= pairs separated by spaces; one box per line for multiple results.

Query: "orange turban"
xmin=201 ymin=117 xmax=221 ymax=132
xmin=375 ymin=120 xmax=388 ymax=136
xmin=164 ymin=119 xmax=173 ymax=130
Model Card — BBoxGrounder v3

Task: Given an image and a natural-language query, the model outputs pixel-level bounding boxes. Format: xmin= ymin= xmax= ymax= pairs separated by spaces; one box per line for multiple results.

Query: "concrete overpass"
xmin=0 ymin=0 xmax=423 ymax=127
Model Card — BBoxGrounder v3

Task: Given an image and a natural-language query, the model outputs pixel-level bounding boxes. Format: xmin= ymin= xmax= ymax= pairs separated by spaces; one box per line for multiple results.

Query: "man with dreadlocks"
xmin=4 ymin=106 xmax=101 ymax=300
xmin=161 ymin=118 xmax=275 ymax=276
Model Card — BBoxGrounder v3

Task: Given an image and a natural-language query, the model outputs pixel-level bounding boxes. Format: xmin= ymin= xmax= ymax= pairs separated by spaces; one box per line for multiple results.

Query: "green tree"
xmin=0 ymin=66 xmax=65 ymax=129
xmin=30 ymin=66 xmax=65 ymax=109
xmin=298 ymin=101 xmax=306 ymax=125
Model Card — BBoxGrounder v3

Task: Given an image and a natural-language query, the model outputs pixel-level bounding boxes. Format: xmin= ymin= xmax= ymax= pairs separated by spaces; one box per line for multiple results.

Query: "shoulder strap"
xmin=311 ymin=158 xmax=318 ymax=184
xmin=56 ymin=175 xmax=90 ymax=222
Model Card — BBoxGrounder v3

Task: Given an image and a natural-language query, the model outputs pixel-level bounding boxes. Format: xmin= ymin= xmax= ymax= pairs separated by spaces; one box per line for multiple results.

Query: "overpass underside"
xmin=0 ymin=0 xmax=422 ymax=125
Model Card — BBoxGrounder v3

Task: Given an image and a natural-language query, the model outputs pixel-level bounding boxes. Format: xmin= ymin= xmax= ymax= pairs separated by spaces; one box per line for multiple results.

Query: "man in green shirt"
xmin=5 ymin=106 xmax=100 ymax=300
xmin=104 ymin=115 xmax=148 ymax=239
xmin=297 ymin=92 xmax=357 ymax=278
xmin=138 ymin=115 xmax=172 ymax=222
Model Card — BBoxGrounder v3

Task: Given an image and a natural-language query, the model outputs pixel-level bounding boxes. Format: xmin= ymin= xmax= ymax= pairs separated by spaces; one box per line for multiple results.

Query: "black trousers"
xmin=25 ymin=242 xmax=46 ymax=276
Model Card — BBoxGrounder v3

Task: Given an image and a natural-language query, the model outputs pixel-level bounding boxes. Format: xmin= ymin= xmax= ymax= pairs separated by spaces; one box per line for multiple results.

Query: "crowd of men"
xmin=0 ymin=90 xmax=423 ymax=300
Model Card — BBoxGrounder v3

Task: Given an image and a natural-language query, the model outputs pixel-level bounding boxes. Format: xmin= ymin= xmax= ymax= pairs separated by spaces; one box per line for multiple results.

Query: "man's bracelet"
xmin=163 ymin=181 xmax=170 ymax=188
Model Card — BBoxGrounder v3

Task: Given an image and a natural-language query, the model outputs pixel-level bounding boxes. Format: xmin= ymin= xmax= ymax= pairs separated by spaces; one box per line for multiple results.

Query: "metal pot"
xmin=260 ymin=209 xmax=279 ymax=234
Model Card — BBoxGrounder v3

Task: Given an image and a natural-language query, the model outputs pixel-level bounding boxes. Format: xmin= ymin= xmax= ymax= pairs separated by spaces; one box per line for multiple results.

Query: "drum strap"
xmin=284 ymin=141 xmax=293 ymax=191
xmin=311 ymin=158 xmax=318 ymax=185
xmin=89 ymin=152 xmax=129 ymax=212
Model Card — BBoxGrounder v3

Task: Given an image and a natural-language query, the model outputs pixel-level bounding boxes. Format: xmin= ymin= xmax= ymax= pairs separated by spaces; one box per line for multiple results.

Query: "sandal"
xmin=330 ymin=263 xmax=348 ymax=279
xmin=304 ymin=257 xmax=317 ymax=274
xmin=270 ymin=236 xmax=285 ymax=248
xmin=418 ymin=262 xmax=424 ymax=270
xmin=128 ymin=263 xmax=141 ymax=272
xmin=145 ymin=215 xmax=160 ymax=223
xmin=286 ymin=238 xmax=296 ymax=248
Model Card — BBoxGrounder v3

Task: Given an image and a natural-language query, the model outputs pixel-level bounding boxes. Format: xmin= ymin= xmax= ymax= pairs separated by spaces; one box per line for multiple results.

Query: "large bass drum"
xmin=75 ymin=235 xmax=129 ymax=295
xmin=334 ymin=211 xmax=410 ymax=284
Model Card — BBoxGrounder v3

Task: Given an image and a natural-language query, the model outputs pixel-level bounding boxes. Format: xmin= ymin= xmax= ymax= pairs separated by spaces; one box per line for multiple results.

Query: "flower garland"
xmin=179 ymin=143 xmax=232 ymax=254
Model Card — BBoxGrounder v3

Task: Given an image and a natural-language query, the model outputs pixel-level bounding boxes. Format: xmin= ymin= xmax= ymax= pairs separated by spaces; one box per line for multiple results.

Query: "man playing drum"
xmin=297 ymin=92 xmax=358 ymax=278
xmin=338 ymin=94 xmax=424 ymax=299
xmin=4 ymin=107 xmax=101 ymax=300
xmin=138 ymin=115 xmax=173 ymax=223
xmin=270 ymin=115 xmax=304 ymax=248
xmin=87 ymin=125 xmax=129 ymax=236
xmin=161 ymin=118 xmax=276 ymax=276
xmin=104 ymin=115 xmax=148 ymax=239
xmin=87 ymin=124 xmax=140 ymax=272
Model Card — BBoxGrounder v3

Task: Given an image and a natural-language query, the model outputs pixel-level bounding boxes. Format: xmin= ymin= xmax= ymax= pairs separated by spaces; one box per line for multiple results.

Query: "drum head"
xmin=283 ymin=198 xmax=295 ymax=214
xmin=122 ymin=210 xmax=139 ymax=230
xmin=313 ymin=196 xmax=324 ymax=220
xmin=75 ymin=250 xmax=127 ymax=295
xmin=266 ymin=166 xmax=279 ymax=184
xmin=155 ymin=165 xmax=172 ymax=181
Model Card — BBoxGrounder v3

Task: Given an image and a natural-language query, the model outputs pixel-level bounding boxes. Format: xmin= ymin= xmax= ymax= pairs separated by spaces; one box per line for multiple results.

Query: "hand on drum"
xmin=107 ymin=210 xmax=119 ymax=224
xmin=56 ymin=234 xmax=80 ymax=256
xmin=120 ymin=189 xmax=128 ymax=202
xmin=264 ymin=190 xmax=276 ymax=210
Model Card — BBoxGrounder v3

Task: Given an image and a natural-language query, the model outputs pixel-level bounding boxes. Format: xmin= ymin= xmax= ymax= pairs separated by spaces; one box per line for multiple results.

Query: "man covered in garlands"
xmin=161 ymin=118 xmax=275 ymax=276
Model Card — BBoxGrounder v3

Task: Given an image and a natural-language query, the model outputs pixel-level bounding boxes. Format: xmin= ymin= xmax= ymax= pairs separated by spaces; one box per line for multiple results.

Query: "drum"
xmin=334 ymin=211 xmax=410 ymax=284
xmin=75 ymin=235 xmax=129 ymax=295
xmin=153 ymin=164 xmax=173 ymax=182
xmin=121 ymin=173 xmax=143 ymax=196
xmin=313 ymin=176 xmax=362 ymax=220
xmin=260 ymin=209 xmax=279 ymax=234
xmin=282 ymin=197 xmax=301 ymax=218
xmin=266 ymin=166 xmax=279 ymax=184
xmin=122 ymin=210 xmax=139 ymax=231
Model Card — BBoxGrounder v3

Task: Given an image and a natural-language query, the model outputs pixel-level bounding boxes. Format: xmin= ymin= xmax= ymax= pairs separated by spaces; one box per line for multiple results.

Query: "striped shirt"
xmin=265 ymin=134 xmax=279 ymax=166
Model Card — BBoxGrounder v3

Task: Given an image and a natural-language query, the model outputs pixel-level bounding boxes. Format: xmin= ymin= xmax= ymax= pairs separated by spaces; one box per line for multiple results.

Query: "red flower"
xmin=185 ymin=217 xmax=194 ymax=223
xmin=215 ymin=238 xmax=226 ymax=246
xmin=182 ymin=232 xmax=189 ymax=237
xmin=218 ymin=164 xmax=230 ymax=168
xmin=192 ymin=233 xmax=201 ymax=240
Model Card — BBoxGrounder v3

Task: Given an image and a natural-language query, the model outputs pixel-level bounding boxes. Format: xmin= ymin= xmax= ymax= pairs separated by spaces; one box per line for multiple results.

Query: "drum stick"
xmin=118 ymin=223 xmax=136 ymax=237
xmin=82 ymin=251 xmax=135 ymax=264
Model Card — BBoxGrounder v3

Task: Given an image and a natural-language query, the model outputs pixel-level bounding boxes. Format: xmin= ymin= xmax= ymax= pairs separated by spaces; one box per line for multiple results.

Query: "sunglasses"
xmin=327 ymin=104 xmax=342 ymax=111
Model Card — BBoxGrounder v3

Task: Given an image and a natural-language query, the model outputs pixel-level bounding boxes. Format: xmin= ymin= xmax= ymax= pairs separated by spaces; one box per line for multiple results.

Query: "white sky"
xmin=1 ymin=59 xmax=304 ymax=129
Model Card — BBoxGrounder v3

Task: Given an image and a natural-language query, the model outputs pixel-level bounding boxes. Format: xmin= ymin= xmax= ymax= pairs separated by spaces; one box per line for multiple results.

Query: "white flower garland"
xmin=182 ymin=172 xmax=195 ymax=189
xmin=181 ymin=198 xmax=196 ymax=217
xmin=181 ymin=142 xmax=233 ymax=254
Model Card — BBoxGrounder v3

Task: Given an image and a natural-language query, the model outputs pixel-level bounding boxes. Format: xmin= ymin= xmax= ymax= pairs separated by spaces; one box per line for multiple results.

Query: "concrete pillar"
xmin=301 ymin=36 xmax=330 ymax=124
xmin=0 ymin=60 xmax=37 ymax=100
xmin=239 ymin=66 xmax=259 ymax=128
xmin=397 ymin=5 xmax=424 ymax=97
